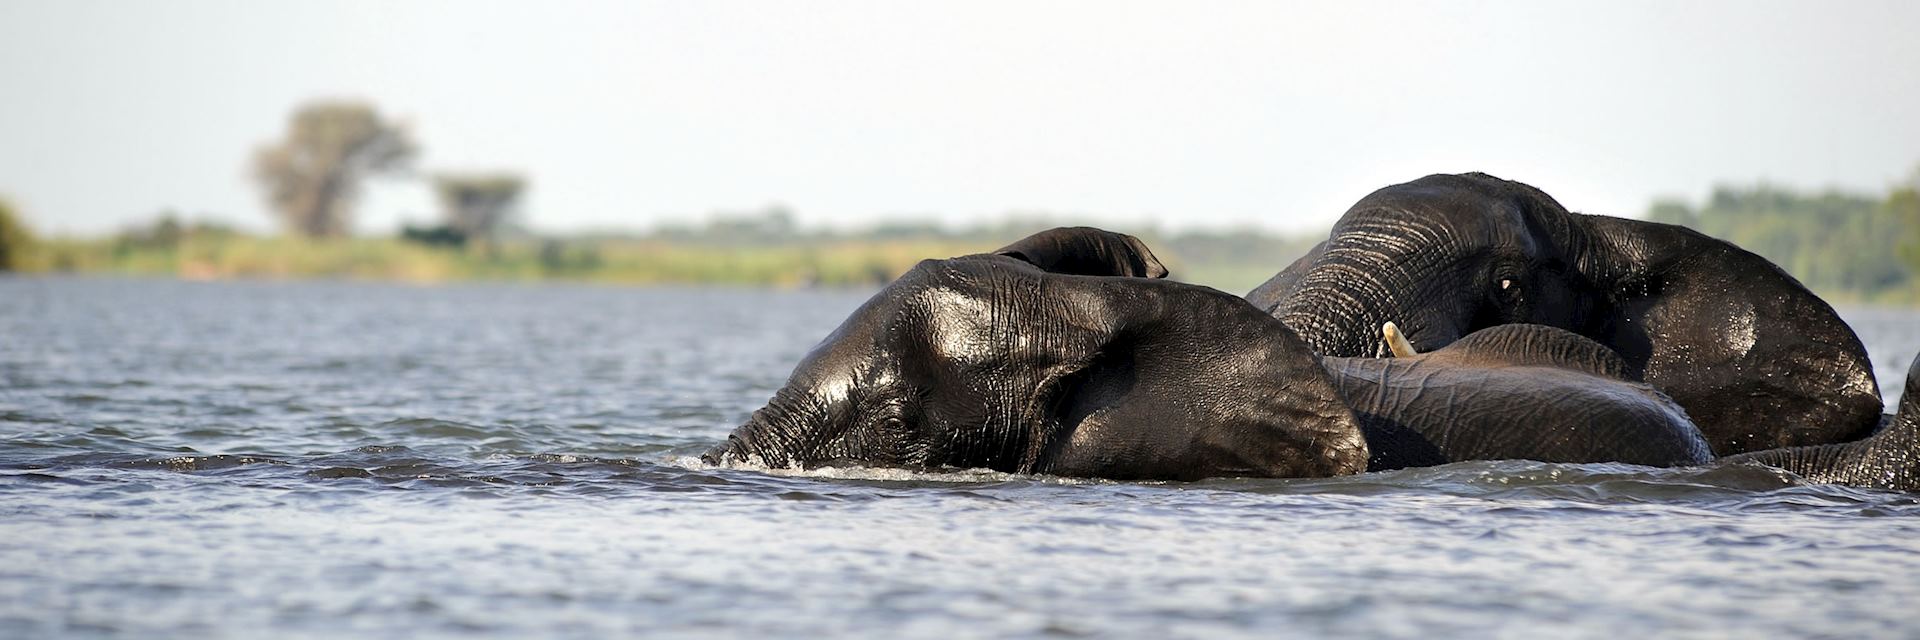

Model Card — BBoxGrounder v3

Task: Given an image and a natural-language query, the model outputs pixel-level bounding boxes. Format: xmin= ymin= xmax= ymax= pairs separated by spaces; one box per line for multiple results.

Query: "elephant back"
xmin=1422 ymin=324 xmax=1636 ymax=381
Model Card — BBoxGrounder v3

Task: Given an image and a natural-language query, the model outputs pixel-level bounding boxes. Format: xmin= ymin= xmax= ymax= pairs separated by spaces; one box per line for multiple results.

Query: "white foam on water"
xmin=667 ymin=454 xmax=1107 ymax=485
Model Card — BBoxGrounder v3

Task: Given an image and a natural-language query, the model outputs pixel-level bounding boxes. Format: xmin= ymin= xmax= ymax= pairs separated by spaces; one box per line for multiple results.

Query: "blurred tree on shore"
xmin=655 ymin=205 xmax=801 ymax=245
xmin=0 ymin=198 xmax=37 ymax=271
xmin=433 ymin=173 xmax=526 ymax=247
xmin=1892 ymin=170 xmax=1920 ymax=277
xmin=1647 ymin=169 xmax=1920 ymax=303
xmin=112 ymin=211 xmax=240 ymax=251
xmin=252 ymin=101 xmax=416 ymax=237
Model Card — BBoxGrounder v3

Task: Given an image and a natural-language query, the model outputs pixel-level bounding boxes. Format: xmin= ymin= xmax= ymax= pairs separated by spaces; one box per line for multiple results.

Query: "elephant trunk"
xmin=701 ymin=395 xmax=819 ymax=469
xmin=699 ymin=435 xmax=744 ymax=466
xmin=1276 ymin=272 xmax=1393 ymax=358
xmin=1272 ymin=217 xmax=1453 ymax=357
xmin=701 ymin=421 xmax=781 ymax=467
xmin=1727 ymin=356 xmax=1920 ymax=491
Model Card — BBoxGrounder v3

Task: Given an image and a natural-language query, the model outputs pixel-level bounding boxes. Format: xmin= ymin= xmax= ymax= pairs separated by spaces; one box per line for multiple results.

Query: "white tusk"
xmin=1382 ymin=322 xmax=1418 ymax=358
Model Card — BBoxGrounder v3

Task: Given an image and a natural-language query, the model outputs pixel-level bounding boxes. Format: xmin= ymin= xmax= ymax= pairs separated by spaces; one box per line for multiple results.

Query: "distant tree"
xmin=1892 ymin=168 xmax=1920 ymax=277
xmin=0 ymin=198 xmax=36 ymax=271
xmin=400 ymin=223 xmax=468 ymax=248
xmin=141 ymin=211 xmax=186 ymax=248
xmin=702 ymin=205 xmax=800 ymax=244
xmin=1643 ymin=198 xmax=1697 ymax=227
xmin=252 ymin=100 xmax=416 ymax=238
xmin=113 ymin=211 xmax=237 ymax=251
xmin=537 ymin=238 xmax=604 ymax=275
xmin=432 ymin=173 xmax=526 ymax=245
xmin=870 ymin=220 xmax=946 ymax=240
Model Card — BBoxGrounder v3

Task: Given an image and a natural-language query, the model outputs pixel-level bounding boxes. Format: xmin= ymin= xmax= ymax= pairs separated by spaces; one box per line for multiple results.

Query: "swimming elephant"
xmin=705 ymin=229 xmax=1738 ymax=480
xmin=705 ymin=249 xmax=1368 ymax=481
xmin=1247 ymin=172 xmax=1882 ymax=456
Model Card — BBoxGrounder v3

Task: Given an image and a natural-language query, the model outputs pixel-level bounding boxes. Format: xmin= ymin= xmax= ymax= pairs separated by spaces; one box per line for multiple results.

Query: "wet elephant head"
xmin=1253 ymin=172 xmax=1881 ymax=454
xmin=704 ymin=243 xmax=1365 ymax=481
xmin=992 ymin=226 xmax=1169 ymax=279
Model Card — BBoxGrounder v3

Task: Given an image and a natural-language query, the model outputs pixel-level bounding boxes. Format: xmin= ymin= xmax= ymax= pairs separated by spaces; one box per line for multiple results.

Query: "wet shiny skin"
xmin=3 ymin=278 xmax=1919 ymax=638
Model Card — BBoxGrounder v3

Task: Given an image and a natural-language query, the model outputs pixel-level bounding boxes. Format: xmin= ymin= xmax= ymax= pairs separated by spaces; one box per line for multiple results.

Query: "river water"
xmin=3 ymin=277 xmax=1919 ymax=639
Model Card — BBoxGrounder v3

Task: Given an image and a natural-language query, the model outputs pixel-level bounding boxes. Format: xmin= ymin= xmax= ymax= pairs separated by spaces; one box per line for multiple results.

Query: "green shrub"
xmin=0 ymin=199 xmax=39 ymax=272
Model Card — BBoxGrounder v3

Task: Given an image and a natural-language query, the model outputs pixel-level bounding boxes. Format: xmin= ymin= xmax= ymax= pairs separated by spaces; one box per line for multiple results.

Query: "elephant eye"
xmin=1493 ymin=273 xmax=1522 ymax=300
xmin=879 ymin=410 xmax=916 ymax=435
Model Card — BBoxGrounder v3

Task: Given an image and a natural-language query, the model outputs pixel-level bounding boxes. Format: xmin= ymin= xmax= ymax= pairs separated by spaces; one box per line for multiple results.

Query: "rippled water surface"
xmin=4 ymin=277 xmax=1919 ymax=638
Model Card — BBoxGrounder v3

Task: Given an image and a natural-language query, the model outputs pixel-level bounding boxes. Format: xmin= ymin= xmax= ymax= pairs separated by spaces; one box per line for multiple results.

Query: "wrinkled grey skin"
xmin=702 ymin=238 xmax=1366 ymax=481
xmin=1728 ymin=356 xmax=1920 ymax=491
xmin=1328 ymin=324 xmax=1712 ymax=470
xmin=1249 ymin=172 xmax=1882 ymax=456
xmin=707 ymin=227 xmax=1920 ymax=491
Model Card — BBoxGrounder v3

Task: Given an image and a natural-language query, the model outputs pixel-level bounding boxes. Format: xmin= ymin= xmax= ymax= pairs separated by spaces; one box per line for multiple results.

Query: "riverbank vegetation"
xmin=16 ymin=209 xmax=1315 ymax=292
xmin=0 ymin=199 xmax=39 ymax=272
xmin=6 ymin=176 xmax=1918 ymax=302
xmin=1646 ymin=173 xmax=1920 ymax=304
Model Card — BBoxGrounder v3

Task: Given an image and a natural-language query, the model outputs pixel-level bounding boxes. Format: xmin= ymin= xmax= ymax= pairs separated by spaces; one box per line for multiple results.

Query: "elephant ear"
xmin=994 ymin=227 xmax=1170 ymax=278
xmin=1721 ymin=354 xmax=1920 ymax=491
xmin=1029 ymin=274 xmax=1367 ymax=480
xmin=1419 ymin=324 xmax=1636 ymax=381
xmin=1580 ymin=215 xmax=1882 ymax=454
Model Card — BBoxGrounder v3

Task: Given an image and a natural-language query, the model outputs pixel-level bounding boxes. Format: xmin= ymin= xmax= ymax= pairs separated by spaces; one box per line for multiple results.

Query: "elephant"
xmin=1247 ymin=172 xmax=1883 ymax=456
xmin=702 ymin=228 xmax=1917 ymax=483
xmin=704 ymin=241 xmax=1368 ymax=481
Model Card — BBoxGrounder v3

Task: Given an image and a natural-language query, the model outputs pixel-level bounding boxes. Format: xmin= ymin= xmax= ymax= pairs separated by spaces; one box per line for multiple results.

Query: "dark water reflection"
xmin=3 ymin=277 xmax=1919 ymax=638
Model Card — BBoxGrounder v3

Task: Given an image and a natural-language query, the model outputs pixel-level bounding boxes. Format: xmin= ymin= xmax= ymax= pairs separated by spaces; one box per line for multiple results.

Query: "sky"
xmin=1 ymin=0 xmax=1917 ymax=237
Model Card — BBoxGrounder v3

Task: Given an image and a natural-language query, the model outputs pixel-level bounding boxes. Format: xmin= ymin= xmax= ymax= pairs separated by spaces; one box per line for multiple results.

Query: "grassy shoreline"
xmin=14 ymin=231 xmax=1917 ymax=304
xmin=22 ymin=234 xmax=1290 ymax=293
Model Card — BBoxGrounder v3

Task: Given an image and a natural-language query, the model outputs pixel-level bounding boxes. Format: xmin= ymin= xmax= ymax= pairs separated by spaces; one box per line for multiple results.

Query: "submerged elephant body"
xmin=1326 ymin=325 xmax=1712 ymax=470
xmin=1249 ymin=172 xmax=1883 ymax=456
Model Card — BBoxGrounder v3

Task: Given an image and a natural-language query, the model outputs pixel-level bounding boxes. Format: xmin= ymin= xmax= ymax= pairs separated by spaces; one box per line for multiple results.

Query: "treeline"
xmin=9 ymin=179 xmax=1919 ymax=302
xmin=1645 ymin=174 xmax=1920 ymax=303
xmin=641 ymin=205 xmax=1318 ymax=289
xmin=10 ymin=205 xmax=1311 ymax=292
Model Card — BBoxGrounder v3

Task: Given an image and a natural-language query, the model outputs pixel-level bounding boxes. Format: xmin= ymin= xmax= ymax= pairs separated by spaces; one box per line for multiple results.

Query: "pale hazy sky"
xmin=2 ymin=0 xmax=1917 ymax=236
